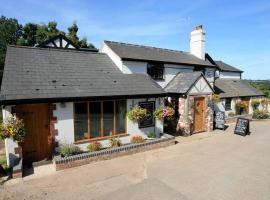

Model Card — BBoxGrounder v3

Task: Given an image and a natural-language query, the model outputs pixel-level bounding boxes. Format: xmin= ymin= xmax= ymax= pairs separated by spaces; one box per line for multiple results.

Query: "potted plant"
xmin=154 ymin=106 xmax=175 ymax=120
xmin=0 ymin=115 xmax=26 ymax=144
xmin=235 ymin=101 xmax=248 ymax=115
xmin=251 ymin=99 xmax=260 ymax=110
xmin=127 ymin=106 xmax=149 ymax=123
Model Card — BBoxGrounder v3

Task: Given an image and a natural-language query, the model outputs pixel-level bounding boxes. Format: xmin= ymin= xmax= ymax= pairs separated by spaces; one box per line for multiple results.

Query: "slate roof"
xmin=215 ymin=79 xmax=263 ymax=98
xmin=165 ymin=71 xmax=207 ymax=94
xmin=104 ymin=41 xmax=215 ymax=67
xmin=0 ymin=46 xmax=165 ymax=104
xmin=214 ymin=61 xmax=243 ymax=73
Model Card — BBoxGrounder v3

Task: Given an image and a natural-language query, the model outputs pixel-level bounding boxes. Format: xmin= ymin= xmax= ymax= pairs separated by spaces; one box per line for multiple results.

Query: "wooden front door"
xmin=15 ymin=104 xmax=52 ymax=163
xmin=193 ymin=97 xmax=205 ymax=133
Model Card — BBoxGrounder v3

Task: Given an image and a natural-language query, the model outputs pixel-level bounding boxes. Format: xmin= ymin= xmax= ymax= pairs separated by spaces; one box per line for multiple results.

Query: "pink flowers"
xmin=154 ymin=106 xmax=175 ymax=120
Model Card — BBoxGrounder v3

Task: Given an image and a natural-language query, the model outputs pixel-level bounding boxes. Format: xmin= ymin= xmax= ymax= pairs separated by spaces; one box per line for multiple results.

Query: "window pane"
xmin=103 ymin=101 xmax=114 ymax=136
xmin=116 ymin=100 xmax=126 ymax=134
xmin=74 ymin=103 xmax=88 ymax=141
xmin=90 ymin=102 xmax=101 ymax=138
xmin=139 ymin=101 xmax=155 ymax=128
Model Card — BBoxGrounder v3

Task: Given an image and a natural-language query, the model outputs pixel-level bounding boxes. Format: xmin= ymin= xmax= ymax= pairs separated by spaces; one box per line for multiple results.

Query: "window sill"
xmin=74 ymin=133 xmax=129 ymax=144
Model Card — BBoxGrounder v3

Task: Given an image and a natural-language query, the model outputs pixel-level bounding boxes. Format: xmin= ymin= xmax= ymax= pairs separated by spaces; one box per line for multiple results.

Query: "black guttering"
xmin=0 ymin=93 xmax=166 ymax=106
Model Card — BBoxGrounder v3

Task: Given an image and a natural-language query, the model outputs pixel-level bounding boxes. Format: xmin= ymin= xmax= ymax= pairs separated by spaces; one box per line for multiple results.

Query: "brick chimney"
xmin=190 ymin=25 xmax=205 ymax=60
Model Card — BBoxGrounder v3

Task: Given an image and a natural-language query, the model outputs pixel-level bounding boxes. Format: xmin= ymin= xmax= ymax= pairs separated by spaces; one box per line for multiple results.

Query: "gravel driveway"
xmin=1 ymin=120 xmax=270 ymax=200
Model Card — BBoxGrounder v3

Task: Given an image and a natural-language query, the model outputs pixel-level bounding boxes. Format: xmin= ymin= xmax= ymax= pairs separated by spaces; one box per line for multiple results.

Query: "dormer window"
xmin=147 ymin=63 xmax=164 ymax=80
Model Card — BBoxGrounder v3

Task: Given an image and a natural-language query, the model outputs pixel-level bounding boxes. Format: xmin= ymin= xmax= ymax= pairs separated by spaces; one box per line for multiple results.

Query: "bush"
xmin=60 ymin=144 xmax=81 ymax=157
xmin=212 ymin=94 xmax=220 ymax=103
xmin=235 ymin=101 xmax=248 ymax=115
xmin=228 ymin=112 xmax=235 ymax=117
xmin=251 ymin=99 xmax=260 ymax=110
xmin=154 ymin=106 xmax=175 ymax=120
xmin=127 ymin=106 xmax=149 ymax=122
xmin=252 ymin=110 xmax=269 ymax=119
xmin=109 ymin=138 xmax=122 ymax=147
xmin=147 ymin=132 xmax=156 ymax=138
xmin=130 ymin=135 xmax=144 ymax=144
xmin=0 ymin=115 xmax=26 ymax=143
xmin=87 ymin=141 xmax=102 ymax=152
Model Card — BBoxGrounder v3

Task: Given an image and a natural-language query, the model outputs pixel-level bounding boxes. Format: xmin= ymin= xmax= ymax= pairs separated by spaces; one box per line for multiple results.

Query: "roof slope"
xmin=214 ymin=61 xmax=243 ymax=72
xmin=165 ymin=72 xmax=203 ymax=94
xmin=104 ymin=41 xmax=215 ymax=67
xmin=215 ymin=79 xmax=263 ymax=98
xmin=0 ymin=46 xmax=164 ymax=104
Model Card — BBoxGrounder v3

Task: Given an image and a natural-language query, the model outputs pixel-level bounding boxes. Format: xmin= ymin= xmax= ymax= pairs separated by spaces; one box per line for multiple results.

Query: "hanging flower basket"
xmin=235 ymin=101 xmax=248 ymax=115
xmin=0 ymin=115 xmax=27 ymax=143
xmin=127 ymin=106 xmax=149 ymax=123
xmin=154 ymin=106 xmax=175 ymax=120
xmin=212 ymin=94 xmax=220 ymax=104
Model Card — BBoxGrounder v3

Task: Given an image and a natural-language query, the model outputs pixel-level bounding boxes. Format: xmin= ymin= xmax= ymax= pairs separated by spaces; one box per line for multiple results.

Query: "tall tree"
xmin=0 ymin=16 xmax=22 ymax=69
xmin=21 ymin=23 xmax=38 ymax=46
xmin=67 ymin=22 xmax=79 ymax=46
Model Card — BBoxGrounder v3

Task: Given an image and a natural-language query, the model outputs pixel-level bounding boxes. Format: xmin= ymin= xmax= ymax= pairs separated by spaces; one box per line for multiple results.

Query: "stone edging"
xmin=54 ymin=134 xmax=175 ymax=171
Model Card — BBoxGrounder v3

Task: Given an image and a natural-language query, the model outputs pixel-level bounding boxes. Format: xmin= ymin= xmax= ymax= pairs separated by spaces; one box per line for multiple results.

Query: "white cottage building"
xmin=0 ymin=25 xmax=262 ymax=168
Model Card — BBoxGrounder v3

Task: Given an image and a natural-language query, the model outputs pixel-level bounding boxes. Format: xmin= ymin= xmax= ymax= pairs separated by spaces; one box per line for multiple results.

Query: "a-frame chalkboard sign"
xmin=214 ymin=111 xmax=225 ymax=130
xmin=234 ymin=118 xmax=250 ymax=136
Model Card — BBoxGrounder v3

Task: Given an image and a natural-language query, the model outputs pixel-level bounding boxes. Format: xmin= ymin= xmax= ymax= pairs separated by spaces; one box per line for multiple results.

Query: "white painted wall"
xmin=189 ymin=76 xmax=213 ymax=95
xmin=53 ymin=98 xmax=163 ymax=151
xmin=219 ymin=71 xmax=241 ymax=79
xmin=100 ymin=42 xmax=123 ymax=71
xmin=122 ymin=60 xmax=147 ymax=74
xmin=54 ymin=102 xmax=75 ymax=146
xmin=204 ymin=68 xmax=215 ymax=86
xmin=2 ymin=106 xmax=19 ymax=167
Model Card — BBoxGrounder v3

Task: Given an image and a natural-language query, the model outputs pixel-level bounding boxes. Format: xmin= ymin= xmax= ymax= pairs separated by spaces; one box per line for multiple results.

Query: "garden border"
xmin=54 ymin=134 xmax=175 ymax=171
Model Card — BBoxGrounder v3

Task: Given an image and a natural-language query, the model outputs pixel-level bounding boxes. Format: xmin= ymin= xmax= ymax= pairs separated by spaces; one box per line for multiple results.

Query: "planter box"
xmin=54 ymin=134 xmax=175 ymax=171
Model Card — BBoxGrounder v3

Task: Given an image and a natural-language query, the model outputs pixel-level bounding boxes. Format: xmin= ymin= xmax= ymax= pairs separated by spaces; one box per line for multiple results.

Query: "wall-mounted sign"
xmin=234 ymin=118 xmax=250 ymax=136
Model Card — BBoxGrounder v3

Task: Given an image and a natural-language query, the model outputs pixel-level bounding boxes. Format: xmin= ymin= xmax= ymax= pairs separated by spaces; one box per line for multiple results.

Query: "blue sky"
xmin=0 ymin=0 xmax=269 ymax=79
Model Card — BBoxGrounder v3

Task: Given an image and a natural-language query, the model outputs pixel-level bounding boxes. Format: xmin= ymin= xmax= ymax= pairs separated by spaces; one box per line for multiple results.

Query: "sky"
xmin=0 ymin=0 xmax=269 ymax=80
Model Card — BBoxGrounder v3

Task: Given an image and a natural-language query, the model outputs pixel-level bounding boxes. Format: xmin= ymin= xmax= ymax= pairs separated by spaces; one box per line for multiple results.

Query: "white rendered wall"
xmin=189 ymin=76 xmax=213 ymax=95
xmin=219 ymin=71 xmax=241 ymax=79
xmin=204 ymin=68 xmax=215 ymax=86
xmin=2 ymin=106 xmax=19 ymax=166
xmin=54 ymin=102 xmax=75 ymax=146
xmin=122 ymin=60 xmax=147 ymax=74
xmin=127 ymin=98 xmax=163 ymax=137
xmin=100 ymin=42 xmax=123 ymax=71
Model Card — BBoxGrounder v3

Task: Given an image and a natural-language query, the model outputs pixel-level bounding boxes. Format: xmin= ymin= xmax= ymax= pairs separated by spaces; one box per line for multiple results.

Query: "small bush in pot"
xmin=130 ymin=135 xmax=144 ymax=144
xmin=87 ymin=141 xmax=102 ymax=152
xmin=252 ymin=110 xmax=269 ymax=119
xmin=109 ymin=138 xmax=122 ymax=147
xmin=228 ymin=112 xmax=235 ymax=117
xmin=147 ymin=132 xmax=156 ymax=139
xmin=60 ymin=144 xmax=81 ymax=157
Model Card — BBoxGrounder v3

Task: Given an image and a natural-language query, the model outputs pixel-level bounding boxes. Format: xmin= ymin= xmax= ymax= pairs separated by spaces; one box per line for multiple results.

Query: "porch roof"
xmin=0 ymin=46 xmax=165 ymax=105
xmin=215 ymin=79 xmax=263 ymax=98
xmin=164 ymin=72 xmax=213 ymax=94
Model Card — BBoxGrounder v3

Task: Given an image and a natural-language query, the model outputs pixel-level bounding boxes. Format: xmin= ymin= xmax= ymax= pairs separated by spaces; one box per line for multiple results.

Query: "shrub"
xmin=109 ymin=138 xmax=122 ymax=147
xmin=147 ymin=132 xmax=156 ymax=138
xmin=251 ymin=99 xmax=260 ymax=110
xmin=228 ymin=112 xmax=235 ymax=117
xmin=261 ymin=98 xmax=270 ymax=110
xmin=0 ymin=115 xmax=26 ymax=143
xmin=127 ymin=106 xmax=149 ymax=123
xmin=235 ymin=101 xmax=248 ymax=114
xmin=60 ymin=143 xmax=81 ymax=157
xmin=154 ymin=106 xmax=175 ymax=120
xmin=252 ymin=110 xmax=269 ymax=119
xmin=212 ymin=94 xmax=220 ymax=104
xmin=130 ymin=135 xmax=144 ymax=144
xmin=87 ymin=141 xmax=102 ymax=152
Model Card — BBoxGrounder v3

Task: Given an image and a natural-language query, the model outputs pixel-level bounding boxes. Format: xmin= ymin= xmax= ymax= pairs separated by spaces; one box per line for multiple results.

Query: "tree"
xmin=0 ymin=16 xmax=22 ymax=69
xmin=67 ymin=22 xmax=79 ymax=46
xmin=21 ymin=23 xmax=38 ymax=46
